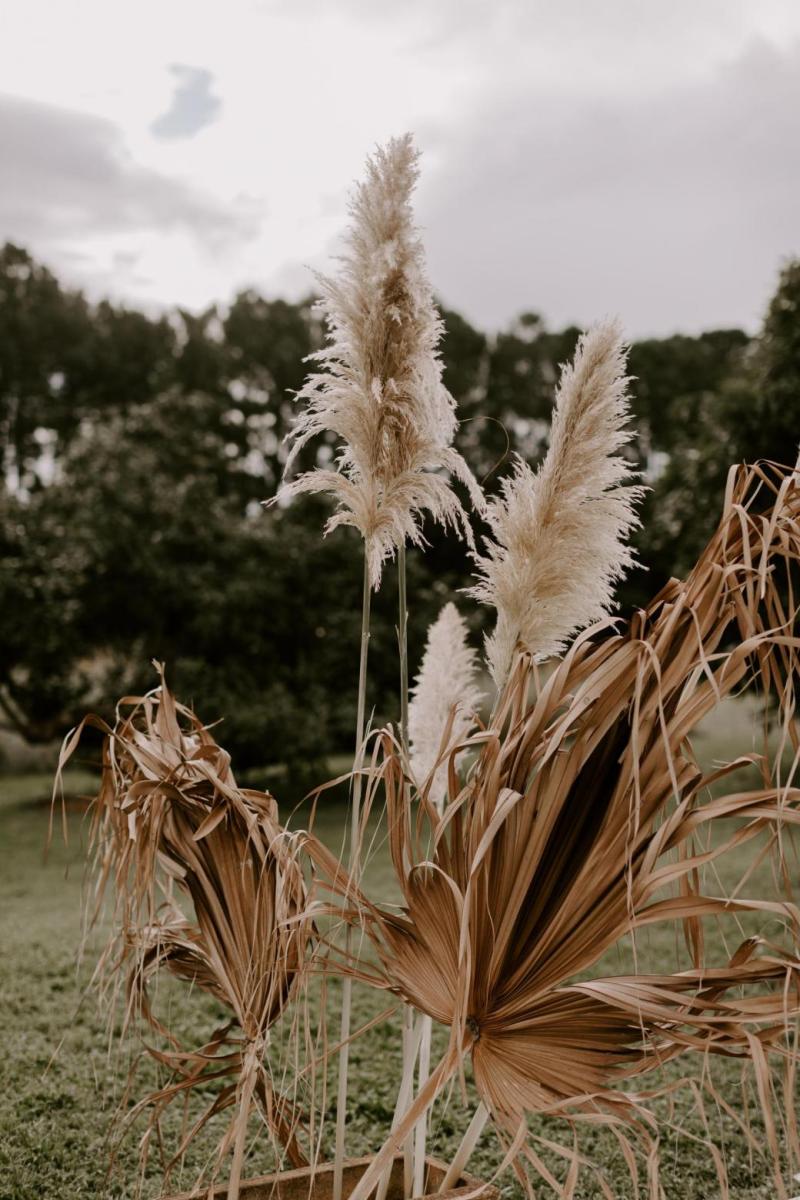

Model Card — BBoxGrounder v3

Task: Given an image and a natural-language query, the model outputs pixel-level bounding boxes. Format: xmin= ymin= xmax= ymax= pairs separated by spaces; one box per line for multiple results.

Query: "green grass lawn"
xmin=1 ymin=703 xmax=796 ymax=1199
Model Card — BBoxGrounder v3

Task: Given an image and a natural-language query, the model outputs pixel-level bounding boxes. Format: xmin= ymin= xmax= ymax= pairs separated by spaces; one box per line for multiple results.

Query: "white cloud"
xmin=418 ymin=37 xmax=800 ymax=335
xmin=0 ymin=0 xmax=798 ymax=331
xmin=0 ymin=92 xmax=258 ymax=301
xmin=0 ymin=93 xmax=251 ymax=242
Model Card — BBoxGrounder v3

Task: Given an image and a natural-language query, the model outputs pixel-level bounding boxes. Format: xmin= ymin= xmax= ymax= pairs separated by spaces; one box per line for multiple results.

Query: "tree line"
xmin=1 ymin=241 xmax=798 ymax=784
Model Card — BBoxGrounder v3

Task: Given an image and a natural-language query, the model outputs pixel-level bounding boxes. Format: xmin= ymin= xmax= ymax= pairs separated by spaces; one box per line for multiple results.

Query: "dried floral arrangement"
xmin=55 ymin=134 xmax=800 ymax=1200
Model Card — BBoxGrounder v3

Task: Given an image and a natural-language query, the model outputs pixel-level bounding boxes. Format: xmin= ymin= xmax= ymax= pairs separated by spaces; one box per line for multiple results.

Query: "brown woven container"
xmin=164 ymin=1153 xmax=498 ymax=1200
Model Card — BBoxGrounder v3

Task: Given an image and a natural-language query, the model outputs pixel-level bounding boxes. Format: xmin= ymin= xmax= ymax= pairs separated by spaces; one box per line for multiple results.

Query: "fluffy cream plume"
xmin=468 ymin=319 xmax=642 ymax=684
xmin=408 ymin=602 xmax=484 ymax=805
xmin=277 ymin=134 xmax=483 ymax=586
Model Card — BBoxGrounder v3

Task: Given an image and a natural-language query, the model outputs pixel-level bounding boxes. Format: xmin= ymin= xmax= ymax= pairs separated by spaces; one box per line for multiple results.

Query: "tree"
xmin=0 ymin=244 xmax=92 ymax=489
xmin=9 ymin=242 xmax=798 ymax=779
xmin=731 ymin=259 xmax=800 ymax=464
xmin=632 ymin=264 xmax=798 ymax=600
xmin=223 ymin=291 xmax=322 ymax=487
xmin=0 ymin=383 xmax=408 ymax=784
xmin=628 ymin=329 xmax=750 ymax=462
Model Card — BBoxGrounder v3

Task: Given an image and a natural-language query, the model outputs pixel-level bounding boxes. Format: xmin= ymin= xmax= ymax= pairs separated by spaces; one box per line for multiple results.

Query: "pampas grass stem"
xmin=412 ymin=1014 xmax=433 ymax=1195
xmin=439 ymin=1104 xmax=489 ymax=1193
xmin=398 ymin=543 xmax=410 ymax=751
xmin=396 ymin=542 xmax=415 ymax=1198
xmin=402 ymin=1007 xmax=415 ymax=1197
xmin=333 ymin=554 xmax=372 ymax=1200
xmin=375 ymin=1017 xmax=425 ymax=1200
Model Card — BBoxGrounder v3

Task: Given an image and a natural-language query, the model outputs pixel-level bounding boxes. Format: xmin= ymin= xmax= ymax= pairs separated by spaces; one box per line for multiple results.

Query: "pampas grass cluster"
xmin=277 ymin=131 xmax=487 ymax=1200
xmin=468 ymin=319 xmax=642 ymax=683
xmin=55 ymin=132 xmax=800 ymax=1200
xmin=278 ymin=133 xmax=482 ymax=587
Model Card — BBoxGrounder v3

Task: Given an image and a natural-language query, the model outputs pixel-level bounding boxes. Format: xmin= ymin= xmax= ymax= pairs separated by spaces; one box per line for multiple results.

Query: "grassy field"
xmin=0 ymin=702 xmax=796 ymax=1199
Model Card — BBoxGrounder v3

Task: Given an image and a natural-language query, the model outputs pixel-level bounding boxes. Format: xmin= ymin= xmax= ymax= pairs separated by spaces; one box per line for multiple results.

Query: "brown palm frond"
xmin=308 ymin=460 xmax=800 ymax=1199
xmin=54 ymin=669 xmax=313 ymax=1195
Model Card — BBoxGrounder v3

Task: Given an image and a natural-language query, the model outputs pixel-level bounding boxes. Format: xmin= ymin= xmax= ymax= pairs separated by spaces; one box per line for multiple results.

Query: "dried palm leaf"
xmin=54 ymin=668 xmax=312 ymax=1197
xmin=309 ymin=460 xmax=800 ymax=1199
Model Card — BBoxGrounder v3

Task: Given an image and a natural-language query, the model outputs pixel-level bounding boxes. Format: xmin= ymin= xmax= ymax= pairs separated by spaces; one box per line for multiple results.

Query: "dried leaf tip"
xmin=408 ymin=602 xmax=483 ymax=806
xmin=468 ymin=318 xmax=643 ymax=684
xmin=276 ymin=133 xmax=483 ymax=587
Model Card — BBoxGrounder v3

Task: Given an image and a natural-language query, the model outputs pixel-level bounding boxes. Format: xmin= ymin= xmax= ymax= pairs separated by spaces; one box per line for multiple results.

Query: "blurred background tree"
xmin=1 ymin=240 xmax=798 ymax=781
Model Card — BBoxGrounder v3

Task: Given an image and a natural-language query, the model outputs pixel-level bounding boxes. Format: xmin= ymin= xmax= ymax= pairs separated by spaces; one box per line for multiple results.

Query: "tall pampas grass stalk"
xmin=408 ymin=602 xmax=484 ymax=808
xmin=407 ymin=601 xmax=483 ymax=1194
xmin=396 ymin=543 xmax=414 ymax=1199
xmin=277 ymin=132 xmax=483 ymax=589
xmin=468 ymin=319 xmax=642 ymax=685
xmin=275 ymin=133 xmax=482 ymax=1200
xmin=332 ymin=556 xmax=371 ymax=1200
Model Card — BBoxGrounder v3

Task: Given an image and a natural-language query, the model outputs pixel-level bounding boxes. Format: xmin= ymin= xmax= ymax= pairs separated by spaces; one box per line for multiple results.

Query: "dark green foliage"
xmin=628 ymin=328 xmax=750 ymax=454
xmin=1 ymin=241 xmax=799 ymax=778
xmin=636 ymin=264 xmax=800 ymax=596
xmin=0 ymin=244 xmax=92 ymax=488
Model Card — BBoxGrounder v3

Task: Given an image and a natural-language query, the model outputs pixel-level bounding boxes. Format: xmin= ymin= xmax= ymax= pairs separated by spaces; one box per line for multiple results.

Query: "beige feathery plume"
xmin=408 ymin=602 xmax=484 ymax=806
xmin=277 ymin=134 xmax=483 ymax=586
xmin=468 ymin=319 xmax=642 ymax=684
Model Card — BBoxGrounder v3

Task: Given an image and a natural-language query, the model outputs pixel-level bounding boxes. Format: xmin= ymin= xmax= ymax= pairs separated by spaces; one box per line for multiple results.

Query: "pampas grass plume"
xmin=408 ymin=602 xmax=483 ymax=806
xmin=276 ymin=134 xmax=482 ymax=586
xmin=468 ymin=319 xmax=643 ymax=683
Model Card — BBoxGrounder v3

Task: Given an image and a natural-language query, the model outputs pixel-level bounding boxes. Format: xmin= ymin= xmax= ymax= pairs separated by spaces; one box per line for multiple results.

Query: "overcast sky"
xmin=1 ymin=0 xmax=799 ymax=336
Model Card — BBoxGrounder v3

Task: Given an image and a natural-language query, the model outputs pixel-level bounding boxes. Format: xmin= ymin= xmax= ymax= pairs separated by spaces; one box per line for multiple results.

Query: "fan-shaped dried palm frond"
xmin=276 ymin=134 xmax=483 ymax=587
xmin=309 ymin=460 xmax=800 ymax=1199
xmin=468 ymin=319 xmax=642 ymax=685
xmin=54 ymin=669 xmax=312 ymax=1198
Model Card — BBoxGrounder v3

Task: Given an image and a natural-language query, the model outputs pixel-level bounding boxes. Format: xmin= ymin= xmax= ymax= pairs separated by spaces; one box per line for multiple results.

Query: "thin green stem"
xmin=352 ymin=553 xmax=372 ymax=883
xmin=333 ymin=553 xmax=372 ymax=1200
xmin=398 ymin=542 xmax=409 ymax=752
xmin=396 ymin=542 xmax=416 ymax=1197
